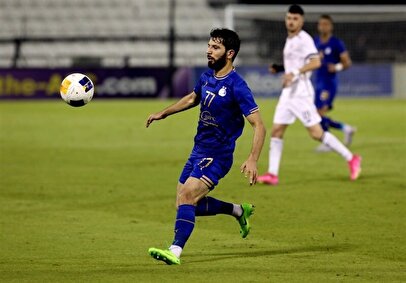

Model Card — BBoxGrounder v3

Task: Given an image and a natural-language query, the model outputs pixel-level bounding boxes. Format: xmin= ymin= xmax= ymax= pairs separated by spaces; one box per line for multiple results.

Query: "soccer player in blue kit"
xmin=314 ymin=14 xmax=357 ymax=152
xmin=145 ymin=28 xmax=266 ymax=265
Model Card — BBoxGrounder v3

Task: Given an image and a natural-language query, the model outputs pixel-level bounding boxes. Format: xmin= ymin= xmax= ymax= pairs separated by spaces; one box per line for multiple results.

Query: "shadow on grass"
xmin=185 ymin=243 xmax=354 ymax=264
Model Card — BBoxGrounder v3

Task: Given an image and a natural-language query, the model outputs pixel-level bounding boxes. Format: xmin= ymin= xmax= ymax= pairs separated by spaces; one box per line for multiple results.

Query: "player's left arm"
xmin=240 ymin=111 xmax=266 ymax=186
xmin=298 ymin=55 xmax=322 ymax=73
xmin=329 ymin=51 xmax=352 ymax=73
xmin=283 ymin=55 xmax=321 ymax=87
xmin=328 ymin=39 xmax=352 ymax=73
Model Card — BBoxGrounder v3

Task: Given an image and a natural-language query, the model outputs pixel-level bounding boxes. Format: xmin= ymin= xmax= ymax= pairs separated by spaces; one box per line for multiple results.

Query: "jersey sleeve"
xmin=193 ymin=72 xmax=207 ymax=98
xmin=336 ymin=38 xmax=347 ymax=55
xmin=303 ymin=34 xmax=319 ymax=60
xmin=234 ymin=79 xmax=259 ymax=117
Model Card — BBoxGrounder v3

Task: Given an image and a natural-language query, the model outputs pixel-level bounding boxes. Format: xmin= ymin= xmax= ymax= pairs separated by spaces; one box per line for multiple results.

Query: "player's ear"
xmin=227 ymin=49 xmax=235 ymax=60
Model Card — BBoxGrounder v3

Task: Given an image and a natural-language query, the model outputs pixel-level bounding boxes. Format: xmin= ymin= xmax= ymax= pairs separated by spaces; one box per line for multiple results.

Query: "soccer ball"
xmin=60 ymin=73 xmax=94 ymax=107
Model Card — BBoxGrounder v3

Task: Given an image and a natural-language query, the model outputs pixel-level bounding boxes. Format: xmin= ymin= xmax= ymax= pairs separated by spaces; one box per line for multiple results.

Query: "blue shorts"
xmin=179 ymin=153 xmax=233 ymax=190
xmin=315 ymin=80 xmax=337 ymax=110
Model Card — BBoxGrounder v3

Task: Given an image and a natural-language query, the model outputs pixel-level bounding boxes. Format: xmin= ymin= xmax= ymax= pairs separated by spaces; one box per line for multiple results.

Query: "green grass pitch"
xmin=0 ymin=98 xmax=405 ymax=282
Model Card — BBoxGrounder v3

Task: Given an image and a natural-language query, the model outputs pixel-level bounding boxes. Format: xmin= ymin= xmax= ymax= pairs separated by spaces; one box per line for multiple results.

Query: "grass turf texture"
xmin=0 ymin=98 xmax=405 ymax=282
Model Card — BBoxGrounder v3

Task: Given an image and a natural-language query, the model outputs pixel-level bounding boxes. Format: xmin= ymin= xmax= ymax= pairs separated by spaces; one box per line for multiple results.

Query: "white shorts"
xmin=273 ymin=91 xmax=321 ymax=127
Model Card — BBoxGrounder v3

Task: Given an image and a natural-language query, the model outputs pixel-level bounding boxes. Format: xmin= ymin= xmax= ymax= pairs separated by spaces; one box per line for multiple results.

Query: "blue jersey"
xmin=314 ymin=35 xmax=346 ymax=84
xmin=192 ymin=69 xmax=259 ymax=156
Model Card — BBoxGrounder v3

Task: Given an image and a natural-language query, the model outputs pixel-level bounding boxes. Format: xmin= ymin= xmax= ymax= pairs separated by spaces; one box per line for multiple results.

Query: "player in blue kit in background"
xmin=145 ymin=28 xmax=266 ymax=265
xmin=314 ymin=14 xmax=357 ymax=152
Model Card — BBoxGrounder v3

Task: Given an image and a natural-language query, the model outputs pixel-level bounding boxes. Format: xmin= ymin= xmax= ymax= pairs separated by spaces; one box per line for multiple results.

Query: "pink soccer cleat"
xmin=257 ymin=173 xmax=279 ymax=185
xmin=348 ymin=154 xmax=362 ymax=181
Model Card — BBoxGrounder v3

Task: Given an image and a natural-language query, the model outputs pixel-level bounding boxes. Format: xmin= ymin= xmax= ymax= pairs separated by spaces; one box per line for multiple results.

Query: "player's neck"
xmin=320 ymin=33 xmax=332 ymax=42
xmin=214 ymin=62 xmax=234 ymax=78
xmin=288 ymin=29 xmax=301 ymax=38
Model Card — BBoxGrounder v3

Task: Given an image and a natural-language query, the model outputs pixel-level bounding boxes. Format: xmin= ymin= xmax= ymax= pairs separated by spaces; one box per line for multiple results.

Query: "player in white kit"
xmin=257 ymin=4 xmax=362 ymax=185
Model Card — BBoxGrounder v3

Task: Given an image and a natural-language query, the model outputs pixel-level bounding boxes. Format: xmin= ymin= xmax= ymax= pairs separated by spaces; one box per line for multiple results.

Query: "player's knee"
xmin=177 ymin=188 xmax=198 ymax=205
xmin=271 ymin=127 xmax=284 ymax=138
xmin=308 ymin=125 xmax=324 ymax=140
xmin=309 ymin=129 xmax=324 ymax=141
xmin=310 ymin=132 xmax=322 ymax=141
xmin=319 ymin=106 xmax=329 ymax=116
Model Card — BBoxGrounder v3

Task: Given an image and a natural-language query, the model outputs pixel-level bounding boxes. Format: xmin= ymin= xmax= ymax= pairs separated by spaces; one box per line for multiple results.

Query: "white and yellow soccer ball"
xmin=60 ymin=73 xmax=94 ymax=107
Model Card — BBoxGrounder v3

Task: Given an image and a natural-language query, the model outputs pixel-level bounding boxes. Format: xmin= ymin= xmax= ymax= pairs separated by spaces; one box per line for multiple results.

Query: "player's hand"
xmin=268 ymin=64 xmax=277 ymax=74
xmin=269 ymin=63 xmax=284 ymax=74
xmin=282 ymin=72 xmax=295 ymax=87
xmin=146 ymin=112 xmax=166 ymax=128
xmin=327 ymin=63 xmax=336 ymax=73
xmin=240 ymin=159 xmax=258 ymax=186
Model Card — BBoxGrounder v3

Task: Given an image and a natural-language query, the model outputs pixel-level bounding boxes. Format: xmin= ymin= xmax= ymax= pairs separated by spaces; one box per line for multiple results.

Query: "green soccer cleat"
xmin=237 ymin=203 xmax=255 ymax=238
xmin=148 ymin=247 xmax=181 ymax=265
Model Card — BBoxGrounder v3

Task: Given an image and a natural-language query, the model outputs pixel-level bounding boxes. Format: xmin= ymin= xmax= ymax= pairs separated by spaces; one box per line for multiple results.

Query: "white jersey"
xmin=272 ymin=30 xmax=321 ymax=127
xmin=282 ymin=30 xmax=319 ymax=97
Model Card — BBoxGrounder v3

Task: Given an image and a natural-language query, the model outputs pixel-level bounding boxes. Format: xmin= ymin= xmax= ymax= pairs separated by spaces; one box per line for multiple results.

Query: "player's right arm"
xmin=146 ymin=91 xmax=199 ymax=128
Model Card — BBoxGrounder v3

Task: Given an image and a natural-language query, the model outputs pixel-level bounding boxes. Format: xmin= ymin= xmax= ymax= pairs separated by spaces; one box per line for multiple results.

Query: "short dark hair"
xmin=209 ymin=28 xmax=240 ymax=61
xmin=288 ymin=4 xmax=304 ymax=15
xmin=319 ymin=14 xmax=333 ymax=23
